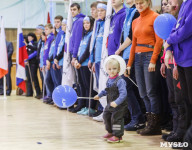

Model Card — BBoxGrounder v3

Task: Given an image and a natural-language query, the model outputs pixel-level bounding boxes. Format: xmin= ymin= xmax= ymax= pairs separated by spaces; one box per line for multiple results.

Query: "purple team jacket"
xmin=167 ymin=0 xmax=192 ymax=67
xmin=69 ymin=13 xmax=85 ymax=58
xmin=108 ymin=7 xmax=126 ymax=56
xmin=43 ymin=33 xmax=54 ymax=65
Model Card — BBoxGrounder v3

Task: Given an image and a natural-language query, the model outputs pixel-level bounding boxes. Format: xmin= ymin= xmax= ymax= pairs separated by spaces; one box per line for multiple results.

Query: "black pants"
xmin=25 ymin=63 xmax=41 ymax=96
xmin=183 ymin=121 xmax=192 ymax=150
xmin=178 ymin=65 xmax=192 ymax=124
xmin=166 ymin=65 xmax=188 ymax=135
xmin=0 ymin=64 xmax=12 ymax=94
xmin=103 ymin=102 xmax=127 ymax=138
xmin=79 ymin=66 xmax=97 ymax=109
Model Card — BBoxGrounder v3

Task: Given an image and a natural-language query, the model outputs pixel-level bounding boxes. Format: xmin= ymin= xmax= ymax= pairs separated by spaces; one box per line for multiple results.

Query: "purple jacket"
xmin=167 ymin=0 xmax=192 ymax=67
xmin=108 ymin=7 xmax=126 ymax=55
xmin=69 ymin=13 xmax=85 ymax=58
xmin=43 ymin=33 xmax=54 ymax=65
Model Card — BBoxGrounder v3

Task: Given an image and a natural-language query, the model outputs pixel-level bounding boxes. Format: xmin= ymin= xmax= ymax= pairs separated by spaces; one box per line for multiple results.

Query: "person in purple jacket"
xmin=107 ymin=0 xmax=126 ymax=56
xmin=69 ymin=3 xmax=85 ymax=66
xmin=164 ymin=0 xmax=192 ymax=144
xmin=52 ymin=15 xmax=64 ymax=87
xmin=43 ymin=23 xmax=54 ymax=103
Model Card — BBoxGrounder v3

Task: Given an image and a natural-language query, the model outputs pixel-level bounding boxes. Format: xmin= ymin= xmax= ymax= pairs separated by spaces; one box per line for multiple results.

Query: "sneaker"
xmin=77 ymin=107 xmax=88 ymax=115
xmin=81 ymin=108 xmax=96 ymax=116
xmin=93 ymin=112 xmax=103 ymax=122
xmin=103 ymin=133 xmax=113 ymax=140
xmin=90 ymin=110 xmax=103 ymax=117
xmin=124 ymin=120 xmax=145 ymax=131
xmin=107 ymin=136 xmax=123 ymax=143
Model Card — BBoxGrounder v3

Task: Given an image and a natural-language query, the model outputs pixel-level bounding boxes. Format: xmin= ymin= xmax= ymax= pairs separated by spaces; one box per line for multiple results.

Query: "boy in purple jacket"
xmin=69 ymin=3 xmax=85 ymax=66
xmin=107 ymin=0 xmax=126 ymax=55
xmin=52 ymin=15 xmax=64 ymax=87
xmin=164 ymin=0 xmax=192 ymax=144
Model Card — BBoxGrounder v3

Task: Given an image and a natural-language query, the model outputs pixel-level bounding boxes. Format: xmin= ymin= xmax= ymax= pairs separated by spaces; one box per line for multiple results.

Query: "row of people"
xmin=23 ymin=0 xmax=192 ymax=146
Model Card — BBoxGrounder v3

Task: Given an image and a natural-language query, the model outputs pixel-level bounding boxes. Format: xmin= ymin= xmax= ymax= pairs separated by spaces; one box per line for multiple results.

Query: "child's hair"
xmin=45 ymin=23 xmax=53 ymax=29
xmin=70 ymin=3 xmax=81 ymax=10
xmin=27 ymin=32 xmax=37 ymax=42
xmin=106 ymin=58 xmax=120 ymax=73
xmin=90 ymin=2 xmax=98 ymax=8
xmin=54 ymin=15 xmax=63 ymax=21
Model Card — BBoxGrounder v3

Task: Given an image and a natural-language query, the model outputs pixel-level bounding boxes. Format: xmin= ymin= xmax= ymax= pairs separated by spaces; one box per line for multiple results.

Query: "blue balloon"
xmin=52 ymin=85 xmax=77 ymax=108
xmin=154 ymin=13 xmax=177 ymax=40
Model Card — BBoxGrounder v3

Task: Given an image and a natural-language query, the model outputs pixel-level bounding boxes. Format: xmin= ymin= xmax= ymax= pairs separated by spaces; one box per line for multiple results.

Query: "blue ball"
xmin=154 ymin=13 xmax=177 ymax=40
xmin=52 ymin=85 xmax=77 ymax=108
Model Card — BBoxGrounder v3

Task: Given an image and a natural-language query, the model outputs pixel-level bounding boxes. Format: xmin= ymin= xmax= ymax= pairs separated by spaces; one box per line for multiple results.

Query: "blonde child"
xmin=94 ymin=57 xmax=127 ymax=143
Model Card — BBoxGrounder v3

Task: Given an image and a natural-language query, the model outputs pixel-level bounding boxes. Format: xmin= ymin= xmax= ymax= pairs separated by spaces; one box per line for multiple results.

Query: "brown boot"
xmin=140 ymin=113 xmax=162 ymax=136
xmin=137 ymin=112 xmax=151 ymax=134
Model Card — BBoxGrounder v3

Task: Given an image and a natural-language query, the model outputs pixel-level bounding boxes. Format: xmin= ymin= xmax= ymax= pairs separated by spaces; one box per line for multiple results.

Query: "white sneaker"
xmin=93 ymin=112 xmax=103 ymax=122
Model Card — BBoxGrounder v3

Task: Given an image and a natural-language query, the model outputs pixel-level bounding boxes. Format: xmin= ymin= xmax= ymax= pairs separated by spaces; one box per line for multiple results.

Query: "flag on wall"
xmin=16 ymin=23 xmax=28 ymax=92
xmin=0 ymin=17 xmax=8 ymax=79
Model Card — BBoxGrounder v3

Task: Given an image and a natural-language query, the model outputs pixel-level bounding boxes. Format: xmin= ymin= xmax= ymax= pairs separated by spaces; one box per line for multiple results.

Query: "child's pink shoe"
xmin=107 ymin=136 xmax=123 ymax=143
xmin=103 ymin=133 xmax=113 ymax=140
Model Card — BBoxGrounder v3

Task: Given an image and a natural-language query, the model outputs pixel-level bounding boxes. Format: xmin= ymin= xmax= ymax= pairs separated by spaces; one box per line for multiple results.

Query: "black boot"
xmin=167 ymin=133 xmax=184 ymax=142
xmin=137 ymin=112 xmax=151 ymax=134
xmin=162 ymin=131 xmax=174 ymax=141
xmin=140 ymin=113 xmax=162 ymax=136
xmin=162 ymin=106 xmax=179 ymax=141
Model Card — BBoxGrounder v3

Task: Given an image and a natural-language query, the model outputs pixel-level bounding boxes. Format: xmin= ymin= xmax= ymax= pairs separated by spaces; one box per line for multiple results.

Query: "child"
xmin=74 ymin=16 xmax=97 ymax=116
xmin=94 ymin=57 xmax=128 ymax=143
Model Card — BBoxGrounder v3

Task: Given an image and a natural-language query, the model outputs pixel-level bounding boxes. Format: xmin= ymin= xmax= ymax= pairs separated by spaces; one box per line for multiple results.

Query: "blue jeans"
xmin=134 ymin=51 xmax=160 ymax=114
xmin=45 ymin=68 xmax=54 ymax=98
xmin=122 ymin=59 xmax=145 ymax=124
xmin=52 ymin=65 xmax=62 ymax=87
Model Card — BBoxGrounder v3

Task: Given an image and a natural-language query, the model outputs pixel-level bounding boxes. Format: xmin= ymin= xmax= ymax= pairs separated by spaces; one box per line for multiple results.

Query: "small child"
xmin=94 ymin=57 xmax=128 ymax=143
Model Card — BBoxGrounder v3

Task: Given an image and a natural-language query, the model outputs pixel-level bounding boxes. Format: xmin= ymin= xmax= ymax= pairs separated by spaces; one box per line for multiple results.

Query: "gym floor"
xmin=0 ymin=93 xmax=171 ymax=150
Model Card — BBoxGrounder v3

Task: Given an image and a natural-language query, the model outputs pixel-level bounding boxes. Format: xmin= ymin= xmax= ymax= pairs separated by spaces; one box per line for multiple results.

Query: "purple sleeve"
xmin=98 ymin=90 xmax=107 ymax=98
xmin=72 ymin=20 xmax=84 ymax=58
xmin=114 ymin=79 xmax=127 ymax=106
xmin=167 ymin=9 xmax=192 ymax=44
xmin=43 ymin=37 xmax=53 ymax=65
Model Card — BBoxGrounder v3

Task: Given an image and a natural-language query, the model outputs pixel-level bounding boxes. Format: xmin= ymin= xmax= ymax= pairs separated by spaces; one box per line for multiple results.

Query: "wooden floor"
xmin=0 ymin=93 xmax=171 ymax=150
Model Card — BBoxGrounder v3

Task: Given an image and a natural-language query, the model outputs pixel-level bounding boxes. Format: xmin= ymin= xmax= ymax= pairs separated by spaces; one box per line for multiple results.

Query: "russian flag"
xmin=16 ymin=23 xmax=28 ymax=92
xmin=0 ymin=17 xmax=8 ymax=79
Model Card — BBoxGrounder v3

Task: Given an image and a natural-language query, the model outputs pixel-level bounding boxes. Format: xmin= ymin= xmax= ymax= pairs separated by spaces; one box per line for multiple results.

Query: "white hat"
xmin=104 ymin=55 xmax=126 ymax=76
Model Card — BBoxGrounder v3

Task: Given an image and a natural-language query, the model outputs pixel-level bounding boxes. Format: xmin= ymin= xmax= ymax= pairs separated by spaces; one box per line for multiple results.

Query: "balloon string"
xmin=78 ymin=97 xmax=94 ymax=99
